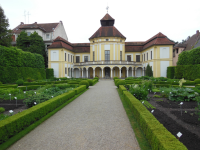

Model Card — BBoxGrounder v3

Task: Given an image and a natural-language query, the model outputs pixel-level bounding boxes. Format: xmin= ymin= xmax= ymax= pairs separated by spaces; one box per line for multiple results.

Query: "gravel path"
xmin=8 ymin=80 xmax=140 ymax=150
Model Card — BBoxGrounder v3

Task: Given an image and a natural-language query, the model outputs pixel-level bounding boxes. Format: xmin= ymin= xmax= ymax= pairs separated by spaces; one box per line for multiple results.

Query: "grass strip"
xmin=0 ymin=89 xmax=88 ymax=150
xmin=117 ymin=89 xmax=152 ymax=150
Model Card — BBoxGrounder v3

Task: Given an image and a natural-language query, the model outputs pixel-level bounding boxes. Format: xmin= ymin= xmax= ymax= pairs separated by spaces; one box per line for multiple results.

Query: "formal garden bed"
xmin=116 ymin=76 xmax=200 ymax=150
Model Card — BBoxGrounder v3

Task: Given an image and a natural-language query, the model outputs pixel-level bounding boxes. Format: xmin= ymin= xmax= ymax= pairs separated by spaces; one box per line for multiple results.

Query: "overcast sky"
xmin=1 ymin=0 xmax=200 ymax=43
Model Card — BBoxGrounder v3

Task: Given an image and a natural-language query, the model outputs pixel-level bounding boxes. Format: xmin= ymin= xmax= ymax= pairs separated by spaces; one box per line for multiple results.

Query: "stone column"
xmin=86 ymin=69 xmax=88 ymax=78
xmin=93 ymin=69 xmax=95 ymax=78
xmin=111 ymin=69 xmax=113 ymax=78
xmin=79 ymin=69 xmax=81 ymax=78
xmin=102 ymin=68 xmax=104 ymax=78
xmin=127 ymin=69 xmax=128 ymax=78
xmin=132 ymin=68 xmax=133 ymax=77
xmin=135 ymin=68 xmax=137 ymax=77
xmin=82 ymin=69 xmax=83 ymax=78
xmin=119 ymin=69 xmax=121 ymax=78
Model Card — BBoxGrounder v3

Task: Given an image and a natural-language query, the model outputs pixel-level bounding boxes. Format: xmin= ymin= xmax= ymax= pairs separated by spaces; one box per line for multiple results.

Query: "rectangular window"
xmin=65 ymin=53 xmax=66 ymax=61
xmin=76 ymin=56 xmax=80 ymax=63
xmin=151 ymin=51 xmax=152 ymax=59
xmin=65 ymin=68 xmax=67 ymax=74
xmin=120 ymin=51 xmax=122 ymax=61
xmin=147 ymin=53 xmax=148 ymax=61
xmin=105 ymin=50 xmax=110 ymax=61
xmin=71 ymin=55 xmax=72 ymax=62
xmin=84 ymin=56 xmax=88 ymax=62
xmin=93 ymin=51 xmax=95 ymax=61
xmin=46 ymin=34 xmax=50 ymax=39
xmin=176 ymin=49 xmax=179 ymax=53
xmin=136 ymin=55 xmax=140 ymax=62
xmin=68 ymin=54 xmax=69 ymax=62
xmin=144 ymin=54 xmax=145 ymax=61
xmin=27 ymin=32 xmax=31 ymax=36
xmin=127 ymin=55 xmax=131 ymax=62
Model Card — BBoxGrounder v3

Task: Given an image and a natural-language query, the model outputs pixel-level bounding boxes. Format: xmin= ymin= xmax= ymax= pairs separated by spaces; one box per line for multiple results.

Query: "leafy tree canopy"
xmin=0 ymin=5 xmax=12 ymax=47
xmin=146 ymin=64 xmax=153 ymax=77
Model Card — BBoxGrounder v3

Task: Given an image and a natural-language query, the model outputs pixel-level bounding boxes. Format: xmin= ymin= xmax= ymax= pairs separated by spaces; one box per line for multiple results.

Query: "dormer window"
xmin=106 ymin=39 xmax=109 ymax=41
xmin=93 ymin=41 xmax=94 ymax=43
xmin=46 ymin=34 xmax=50 ymax=39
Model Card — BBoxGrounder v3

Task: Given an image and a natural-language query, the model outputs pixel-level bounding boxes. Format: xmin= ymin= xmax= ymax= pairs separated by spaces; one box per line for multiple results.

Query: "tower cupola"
xmin=100 ymin=13 xmax=115 ymax=26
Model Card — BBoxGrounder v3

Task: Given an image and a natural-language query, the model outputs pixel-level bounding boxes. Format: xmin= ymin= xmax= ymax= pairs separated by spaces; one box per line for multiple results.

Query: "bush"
xmin=116 ymin=80 xmax=126 ymax=88
xmin=129 ymin=85 xmax=148 ymax=100
xmin=146 ymin=64 xmax=153 ymax=77
xmin=0 ymin=81 xmax=2 ymax=85
xmin=169 ymin=88 xmax=196 ymax=101
xmin=94 ymin=77 xmax=99 ymax=81
xmin=16 ymin=79 xmax=24 ymax=86
xmin=113 ymin=77 xmax=119 ymax=81
xmin=46 ymin=68 xmax=54 ymax=79
xmin=125 ymin=77 xmax=134 ymax=80
xmin=0 ymin=107 xmax=5 ymax=113
xmin=167 ymin=66 xmax=176 ymax=79
xmin=138 ymin=76 xmax=150 ymax=80
xmin=115 ymin=79 xmax=121 ymax=85
xmin=141 ymin=80 xmax=153 ymax=91
xmin=194 ymin=79 xmax=200 ymax=84
xmin=87 ymin=79 xmax=93 ymax=86
xmin=79 ymin=80 xmax=89 ymax=88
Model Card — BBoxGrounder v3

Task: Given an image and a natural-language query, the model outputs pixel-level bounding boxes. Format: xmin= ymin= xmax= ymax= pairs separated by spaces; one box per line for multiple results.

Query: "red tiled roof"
xmin=48 ymin=36 xmax=90 ymax=53
xmin=12 ymin=22 xmax=59 ymax=34
xmin=101 ymin=13 xmax=114 ymax=21
xmin=89 ymin=26 xmax=126 ymax=40
xmin=125 ymin=45 xmax=143 ymax=52
xmin=143 ymin=32 xmax=175 ymax=49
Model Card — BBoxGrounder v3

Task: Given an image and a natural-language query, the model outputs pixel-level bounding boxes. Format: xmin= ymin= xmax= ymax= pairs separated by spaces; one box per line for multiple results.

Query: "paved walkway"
xmin=8 ymin=81 xmax=140 ymax=150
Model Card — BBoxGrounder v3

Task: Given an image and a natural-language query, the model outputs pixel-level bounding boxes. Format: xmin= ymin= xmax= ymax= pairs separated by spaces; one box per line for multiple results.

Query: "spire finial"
xmin=106 ymin=6 xmax=109 ymax=13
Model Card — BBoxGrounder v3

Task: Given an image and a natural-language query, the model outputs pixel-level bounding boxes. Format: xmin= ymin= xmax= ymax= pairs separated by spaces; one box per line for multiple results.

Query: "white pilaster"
xmin=127 ymin=69 xmax=128 ymax=78
xmin=82 ymin=69 xmax=83 ymax=78
xmin=86 ymin=69 xmax=88 ymax=78
xmin=119 ymin=69 xmax=121 ymax=78
xmin=135 ymin=69 xmax=137 ymax=77
xmin=111 ymin=69 xmax=113 ymax=78
xmin=102 ymin=68 xmax=103 ymax=78
xmin=93 ymin=69 xmax=95 ymax=78
xmin=132 ymin=68 xmax=133 ymax=77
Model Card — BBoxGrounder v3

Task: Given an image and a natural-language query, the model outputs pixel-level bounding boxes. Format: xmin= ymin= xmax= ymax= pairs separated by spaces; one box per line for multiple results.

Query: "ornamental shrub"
xmin=167 ymin=66 xmax=176 ymax=79
xmin=94 ymin=77 xmax=99 ymax=81
xmin=46 ymin=68 xmax=54 ymax=79
xmin=113 ymin=77 xmax=119 ymax=81
xmin=129 ymin=86 xmax=148 ymax=100
xmin=115 ymin=79 xmax=121 ymax=86
xmin=79 ymin=80 xmax=89 ymax=88
xmin=16 ymin=79 xmax=24 ymax=86
xmin=146 ymin=64 xmax=153 ymax=77
xmin=116 ymin=80 xmax=126 ymax=88
xmin=0 ymin=107 xmax=5 ymax=113
xmin=194 ymin=79 xmax=200 ymax=84
xmin=87 ymin=79 xmax=93 ymax=86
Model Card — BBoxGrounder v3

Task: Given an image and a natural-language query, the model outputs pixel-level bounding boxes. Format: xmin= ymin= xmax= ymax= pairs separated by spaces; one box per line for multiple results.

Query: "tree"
xmin=16 ymin=31 xmax=47 ymax=68
xmin=0 ymin=5 xmax=12 ymax=47
xmin=146 ymin=64 xmax=153 ymax=77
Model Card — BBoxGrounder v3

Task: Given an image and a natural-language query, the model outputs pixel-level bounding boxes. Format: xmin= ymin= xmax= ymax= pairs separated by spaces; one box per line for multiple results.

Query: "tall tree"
xmin=146 ymin=64 xmax=153 ymax=77
xmin=16 ymin=31 xmax=47 ymax=68
xmin=0 ymin=5 xmax=12 ymax=47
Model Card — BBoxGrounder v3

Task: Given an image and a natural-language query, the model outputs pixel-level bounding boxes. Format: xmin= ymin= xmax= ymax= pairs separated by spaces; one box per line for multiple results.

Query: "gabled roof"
xmin=184 ymin=30 xmax=200 ymax=51
xmin=101 ymin=13 xmax=114 ymax=21
xmin=12 ymin=22 xmax=59 ymax=34
xmin=89 ymin=26 xmax=126 ymax=40
xmin=48 ymin=36 xmax=90 ymax=53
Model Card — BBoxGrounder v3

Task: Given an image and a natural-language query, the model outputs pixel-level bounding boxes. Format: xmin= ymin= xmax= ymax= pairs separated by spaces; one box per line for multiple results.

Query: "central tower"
xmin=100 ymin=13 xmax=115 ymax=26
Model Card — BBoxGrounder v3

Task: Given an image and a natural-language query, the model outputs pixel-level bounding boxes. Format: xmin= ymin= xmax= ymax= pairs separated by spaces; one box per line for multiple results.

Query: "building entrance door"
xmin=105 ymin=67 xmax=110 ymax=78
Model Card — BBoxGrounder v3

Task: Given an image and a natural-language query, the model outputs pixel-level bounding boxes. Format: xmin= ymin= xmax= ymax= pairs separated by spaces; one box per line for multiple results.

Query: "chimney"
xmin=20 ymin=22 xmax=24 ymax=25
xmin=35 ymin=22 xmax=37 ymax=24
xmin=60 ymin=20 xmax=63 ymax=24
xmin=196 ymin=30 xmax=199 ymax=37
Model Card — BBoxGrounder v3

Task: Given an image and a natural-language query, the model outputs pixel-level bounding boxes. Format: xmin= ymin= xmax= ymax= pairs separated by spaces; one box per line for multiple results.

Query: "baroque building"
xmin=48 ymin=13 xmax=175 ymax=78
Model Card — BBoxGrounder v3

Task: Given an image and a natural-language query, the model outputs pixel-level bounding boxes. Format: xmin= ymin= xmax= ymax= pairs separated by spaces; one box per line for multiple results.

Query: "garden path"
xmin=8 ymin=80 xmax=140 ymax=150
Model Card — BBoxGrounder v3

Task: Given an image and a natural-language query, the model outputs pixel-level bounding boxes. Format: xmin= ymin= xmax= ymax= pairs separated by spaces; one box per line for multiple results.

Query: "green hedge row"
xmin=119 ymin=85 xmax=127 ymax=94
xmin=73 ymin=85 xmax=86 ymax=95
xmin=0 ymin=85 xmax=18 ymax=89
xmin=23 ymin=81 xmax=68 ymax=86
xmin=175 ymin=65 xmax=200 ymax=80
xmin=167 ymin=66 xmax=176 ymax=79
xmin=123 ymin=91 xmax=187 ymax=150
xmin=0 ymin=67 xmax=46 ymax=84
xmin=0 ymin=85 xmax=87 ymax=144
xmin=18 ymin=85 xmax=44 ymax=91
xmin=0 ymin=45 xmax=45 ymax=68
xmin=46 ymin=68 xmax=54 ymax=79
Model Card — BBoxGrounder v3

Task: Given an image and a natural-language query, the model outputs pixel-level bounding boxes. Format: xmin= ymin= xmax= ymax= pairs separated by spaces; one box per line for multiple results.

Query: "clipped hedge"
xmin=0 ymin=90 xmax=76 ymax=144
xmin=167 ymin=66 xmax=176 ymax=79
xmin=119 ymin=85 xmax=127 ymax=94
xmin=73 ymin=85 xmax=86 ymax=95
xmin=46 ymin=68 xmax=54 ymax=79
xmin=194 ymin=79 xmax=200 ymax=84
xmin=123 ymin=91 xmax=187 ymax=150
xmin=175 ymin=64 xmax=200 ymax=80
xmin=87 ymin=79 xmax=94 ymax=86
xmin=0 ymin=67 xmax=46 ymax=84
xmin=0 ymin=85 xmax=18 ymax=89
xmin=153 ymin=84 xmax=171 ymax=88
xmin=117 ymin=80 xmax=126 ymax=88
xmin=79 ymin=80 xmax=89 ymax=88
